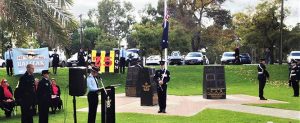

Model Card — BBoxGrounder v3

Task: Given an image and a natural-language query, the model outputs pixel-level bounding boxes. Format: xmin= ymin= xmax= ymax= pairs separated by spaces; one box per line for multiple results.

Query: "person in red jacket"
xmin=0 ymin=79 xmax=15 ymax=117
xmin=50 ymin=78 xmax=62 ymax=114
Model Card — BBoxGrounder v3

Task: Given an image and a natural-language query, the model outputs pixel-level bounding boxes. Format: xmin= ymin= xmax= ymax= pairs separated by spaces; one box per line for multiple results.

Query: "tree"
xmin=157 ymin=0 xmax=228 ymax=51
xmin=97 ymin=0 xmax=135 ymax=48
xmin=233 ymin=0 xmax=289 ymax=63
xmin=0 ymin=0 xmax=77 ymax=48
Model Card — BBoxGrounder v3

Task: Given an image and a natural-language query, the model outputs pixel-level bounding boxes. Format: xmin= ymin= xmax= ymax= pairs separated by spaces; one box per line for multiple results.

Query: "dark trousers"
xmin=52 ymin=67 xmax=57 ymax=74
xmin=6 ymin=59 xmax=13 ymax=75
xmin=258 ymin=76 xmax=266 ymax=98
xmin=38 ymin=102 xmax=50 ymax=123
xmin=157 ymin=85 xmax=167 ymax=111
xmin=120 ymin=57 xmax=126 ymax=74
xmin=292 ymin=80 xmax=299 ymax=96
xmin=88 ymin=92 xmax=99 ymax=123
xmin=1 ymin=100 xmax=15 ymax=117
xmin=21 ymin=103 xmax=33 ymax=123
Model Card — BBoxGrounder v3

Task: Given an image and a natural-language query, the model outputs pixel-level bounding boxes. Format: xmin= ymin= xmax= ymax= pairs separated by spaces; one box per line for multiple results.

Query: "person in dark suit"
xmin=257 ymin=59 xmax=269 ymax=100
xmin=37 ymin=70 xmax=52 ymax=123
xmin=234 ymin=46 xmax=240 ymax=64
xmin=18 ymin=64 xmax=35 ymax=123
xmin=154 ymin=61 xmax=170 ymax=113
xmin=49 ymin=49 xmax=59 ymax=75
xmin=78 ymin=48 xmax=87 ymax=67
xmin=50 ymin=78 xmax=62 ymax=114
xmin=0 ymin=79 xmax=15 ymax=117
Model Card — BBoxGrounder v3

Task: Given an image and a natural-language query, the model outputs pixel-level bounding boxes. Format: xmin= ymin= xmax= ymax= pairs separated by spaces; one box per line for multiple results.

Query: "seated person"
xmin=0 ymin=79 xmax=15 ymax=117
xmin=50 ymin=78 xmax=62 ymax=113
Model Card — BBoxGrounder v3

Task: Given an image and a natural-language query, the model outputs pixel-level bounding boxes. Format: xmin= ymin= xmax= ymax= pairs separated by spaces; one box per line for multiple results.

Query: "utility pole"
xmin=79 ymin=14 xmax=83 ymax=45
xmin=279 ymin=0 xmax=284 ymax=65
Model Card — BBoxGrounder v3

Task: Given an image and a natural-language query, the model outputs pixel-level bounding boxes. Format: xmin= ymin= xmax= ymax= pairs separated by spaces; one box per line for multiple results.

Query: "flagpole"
xmin=164 ymin=0 xmax=168 ymax=70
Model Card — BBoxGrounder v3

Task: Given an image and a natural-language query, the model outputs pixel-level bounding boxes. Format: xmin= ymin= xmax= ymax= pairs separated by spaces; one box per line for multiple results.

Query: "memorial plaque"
xmin=203 ymin=66 xmax=226 ymax=99
xmin=140 ymin=68 xmax=158 ymax=106
xmin=125 ymin=66 xmax=143 ymax=97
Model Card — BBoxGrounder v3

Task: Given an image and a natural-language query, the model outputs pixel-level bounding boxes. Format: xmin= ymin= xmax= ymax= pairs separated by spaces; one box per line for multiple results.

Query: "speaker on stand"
xmin=69 ymin=67 xmax=87 ymax=123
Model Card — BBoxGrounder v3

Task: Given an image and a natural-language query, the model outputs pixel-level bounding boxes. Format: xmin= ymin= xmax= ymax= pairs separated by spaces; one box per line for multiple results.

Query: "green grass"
xmin=0 ymin=65 xmax=299 ymax=122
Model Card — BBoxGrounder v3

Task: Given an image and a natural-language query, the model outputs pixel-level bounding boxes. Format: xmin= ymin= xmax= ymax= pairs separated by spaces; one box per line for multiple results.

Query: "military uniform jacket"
xmin=290 ymin=65 xmax=298 ymax=81
xmin=50 ymin=53 xmax=59 ymax=66
xmin=37 ymin=78 xmax=52 ymax=103
xmin=257 ymin=63 xmax=269 ymax=79
xmin=153 ymin=69 xmax=170 ymax=86
xmin=18 ymin=72 xmax=35 ymax=105
xmin=78 ymin=51 xmax=86 ymax=61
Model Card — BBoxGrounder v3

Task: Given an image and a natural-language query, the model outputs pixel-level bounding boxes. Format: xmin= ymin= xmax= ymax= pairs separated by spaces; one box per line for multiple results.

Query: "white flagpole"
xmin=164 ymin=0 xmax=168 ymax=70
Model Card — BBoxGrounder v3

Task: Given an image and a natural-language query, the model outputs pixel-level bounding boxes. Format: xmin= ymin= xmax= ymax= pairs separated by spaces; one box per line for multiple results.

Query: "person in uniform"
xmin=292 ymin=60 xmax=300 ymax=97
xmin=37 ymin=70 xmax=52 ymax=123
xmin=49 ymin=49 xmax=59 ymax=75
xmin=257 ymin=58 xmax=269 ymax=100
xmin=119 ymin=46 xmax=126 ymax=74
xmin=87 ymin=66 xmax=101 ymax=123
xmin=78 ymin=48 xmax=87 ymax=67
xmin=154 ymin=61 xmax=170 ymax=113
xmin=18 ymin=64 xmax=35 ymax=123
xmin=4 ymin=46 xmax=13 ymax=76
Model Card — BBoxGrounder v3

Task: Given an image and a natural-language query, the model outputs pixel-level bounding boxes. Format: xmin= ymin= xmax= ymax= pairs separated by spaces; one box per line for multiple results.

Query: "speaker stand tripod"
xmin=73 ymin=96 xmax=77 ymax=123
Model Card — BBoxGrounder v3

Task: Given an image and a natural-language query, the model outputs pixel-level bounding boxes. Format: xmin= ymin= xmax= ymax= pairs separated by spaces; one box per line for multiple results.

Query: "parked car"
xmin=67 ymin=52 xmax=88 ymax=67
xmin=184 ymin=52 xmax=203 ymax=65
xmin=169 ymin=51 xmax=183 ymax=65
xmin=221 ymin=52 xmax=236 ymax=65
xmin=146 ymin=55 xmax=161 ymax=65
xmin=49 ymin=51 xmax=67 ymax=67
xmin=0 ymin=58 xmax=5 ymax=67
xmin=240 ymin=53 xmax=251 ymax=64
xmin=287 ymin=51 xmax=300 ymax=63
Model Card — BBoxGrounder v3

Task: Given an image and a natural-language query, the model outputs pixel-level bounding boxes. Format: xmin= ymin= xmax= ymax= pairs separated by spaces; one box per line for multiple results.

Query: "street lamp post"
xmin=279 ymin=0 xmax=284 ymax=65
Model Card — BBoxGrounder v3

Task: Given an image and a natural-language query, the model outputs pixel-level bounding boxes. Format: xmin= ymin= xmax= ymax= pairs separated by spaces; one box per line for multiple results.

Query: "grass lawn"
xmin=0 ymin=65 xmax=299 ymax=123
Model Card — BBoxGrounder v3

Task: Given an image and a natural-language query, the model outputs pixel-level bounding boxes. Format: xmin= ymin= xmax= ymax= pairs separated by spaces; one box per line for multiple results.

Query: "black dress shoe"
xmin=293 ymin=95 xmax=299 ymax=97
xmin=158 ymin=110 xmax=162 ymax=113
xmin=260 ymin=98 xmax=267 ymax=100
xmin=162 ymin=111 xmax=166 ymax=113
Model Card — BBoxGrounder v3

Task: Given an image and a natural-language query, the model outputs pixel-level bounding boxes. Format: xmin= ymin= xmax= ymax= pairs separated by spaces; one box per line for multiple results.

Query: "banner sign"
xmin=12 ymin=48 xmax=49 ymax=75
xmin=91 ymin=50 xmax=119 ymax=73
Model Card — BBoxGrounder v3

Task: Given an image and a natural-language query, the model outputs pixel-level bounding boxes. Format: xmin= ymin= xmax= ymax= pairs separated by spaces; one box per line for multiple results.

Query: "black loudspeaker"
xmin=69 ymin=67 xmax=87 ymax=96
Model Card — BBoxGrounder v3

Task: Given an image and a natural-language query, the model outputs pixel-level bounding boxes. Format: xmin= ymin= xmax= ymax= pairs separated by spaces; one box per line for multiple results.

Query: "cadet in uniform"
xmin=154 ymin=61 xmax=170 ymax=113
xmin=257 ymin=58 xmax=269 ymax=100
xmin=18 ymin=64 xmax=35 ymax=123
xmin=49 ymin=49 xmax=59 ymax=75
xmin=37 ymin=70 xmax=52 ymax=123
xmin=292 ymin=60 xmax=300 ymax=97
xmin=87 ymin=67 xmax=101 ymax=123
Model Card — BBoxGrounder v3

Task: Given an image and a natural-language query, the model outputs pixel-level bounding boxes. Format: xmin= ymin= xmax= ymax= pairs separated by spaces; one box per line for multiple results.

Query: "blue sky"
xmin=70 ymin=0 xmax=299 ymax=27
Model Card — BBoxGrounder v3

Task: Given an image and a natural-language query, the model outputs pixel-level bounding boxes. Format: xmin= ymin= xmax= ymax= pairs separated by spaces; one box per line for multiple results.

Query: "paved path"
xmin=77 ymin=94 xmax=300 ymax=120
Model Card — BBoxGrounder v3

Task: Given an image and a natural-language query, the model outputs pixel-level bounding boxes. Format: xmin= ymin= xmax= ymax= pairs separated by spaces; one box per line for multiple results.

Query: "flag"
xmin=161 ymin=0 xmax=169 ymax=49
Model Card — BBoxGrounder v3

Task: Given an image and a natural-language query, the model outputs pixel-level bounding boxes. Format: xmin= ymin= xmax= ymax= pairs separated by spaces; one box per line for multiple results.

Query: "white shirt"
xmin=4 ymin=50 xmax=13 ymax=60
xmin=120 ymin=48 xmax=126 ymax=58
xmin=87 ymin=74 xmax=99 ymax=92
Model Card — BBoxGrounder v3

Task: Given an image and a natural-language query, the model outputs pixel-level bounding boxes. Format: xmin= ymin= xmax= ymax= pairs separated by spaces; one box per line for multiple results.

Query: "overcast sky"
xmin=70 ymin=0 xmax=299 ymax=27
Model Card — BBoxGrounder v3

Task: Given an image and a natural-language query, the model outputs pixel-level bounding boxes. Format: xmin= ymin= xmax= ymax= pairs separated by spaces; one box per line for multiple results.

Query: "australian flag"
xmin=161 ymin=8 xmax=169 ymax=49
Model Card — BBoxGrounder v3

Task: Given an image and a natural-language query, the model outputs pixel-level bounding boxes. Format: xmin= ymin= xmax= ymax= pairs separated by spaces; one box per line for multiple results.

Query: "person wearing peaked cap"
xmin=257 ymin=58 xmax=269 ymax=100
xmin=290 ymin=59 xmax=299 ymax=97
xmin=49 ymin=49 xmax=59 ymax=75
xmin=87 ymin=66 xmax=101 ymax=123
xmin=154 ymin=60 xmax=170 ymax=113
xmin=37 ymin=70 xmax=52 ymax=123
